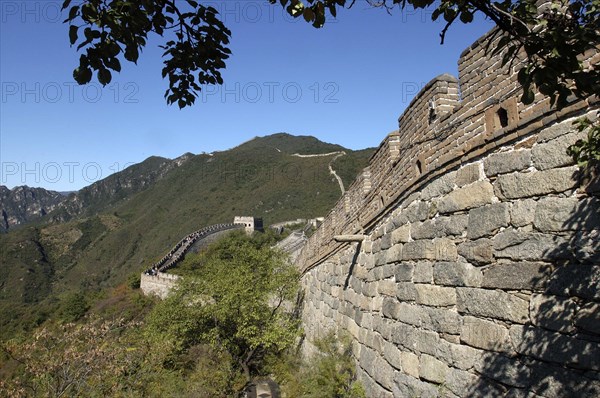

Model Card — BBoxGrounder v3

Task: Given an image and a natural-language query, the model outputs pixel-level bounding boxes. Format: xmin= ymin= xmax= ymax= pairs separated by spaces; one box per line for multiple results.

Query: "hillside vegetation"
xmin=1 ymin=232 xmax=365 ymax=397
xmin=0 ymin=133 xmax=373 ymax=336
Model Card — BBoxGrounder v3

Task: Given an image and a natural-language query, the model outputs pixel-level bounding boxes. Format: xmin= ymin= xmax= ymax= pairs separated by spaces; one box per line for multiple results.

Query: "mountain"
xmin=0 ymin=133 xmax=374 ymax=336
xmin=0 ymin=156 xmax=189 ymax=233
xmin=0 ymin=186 xmax=65 ymax=232
xmin=50 ymin=154 xmax=192 ymax=223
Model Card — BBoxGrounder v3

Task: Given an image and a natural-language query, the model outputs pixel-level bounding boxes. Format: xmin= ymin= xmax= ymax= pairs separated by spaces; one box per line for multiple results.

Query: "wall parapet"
xmin=295 ymin=27 xmax=599 ymax=273
xmin=140 ymin=272 xmax=180 ymax=299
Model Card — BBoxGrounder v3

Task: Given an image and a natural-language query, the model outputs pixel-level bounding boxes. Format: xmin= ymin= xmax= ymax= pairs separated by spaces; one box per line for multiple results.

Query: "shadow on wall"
xmin=468 ymin=166 xmax=600 ymax=396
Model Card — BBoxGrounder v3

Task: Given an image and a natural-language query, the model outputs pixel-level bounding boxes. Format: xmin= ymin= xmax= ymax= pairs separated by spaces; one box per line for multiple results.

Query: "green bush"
xmin=59 ymin=292 xmax=90 ymax=322
xmin=275 ymin=332 xmax=366 ymax=398
xmin=127 ymin=272 xmax=141 ymax=289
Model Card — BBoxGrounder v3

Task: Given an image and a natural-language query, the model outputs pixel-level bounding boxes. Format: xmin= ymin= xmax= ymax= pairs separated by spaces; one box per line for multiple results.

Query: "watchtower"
xmin=234 ymin=216 xmax=263 ymax=234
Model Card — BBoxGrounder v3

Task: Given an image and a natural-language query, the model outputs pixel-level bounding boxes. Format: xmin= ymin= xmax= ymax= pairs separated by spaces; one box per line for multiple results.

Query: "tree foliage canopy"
xmin=146 ymin=232 xmax=301 ymax=384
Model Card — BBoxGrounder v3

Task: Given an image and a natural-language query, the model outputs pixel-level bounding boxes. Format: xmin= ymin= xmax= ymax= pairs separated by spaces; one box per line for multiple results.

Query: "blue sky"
xmin=0 ymin=1 xmax=494 ymax=191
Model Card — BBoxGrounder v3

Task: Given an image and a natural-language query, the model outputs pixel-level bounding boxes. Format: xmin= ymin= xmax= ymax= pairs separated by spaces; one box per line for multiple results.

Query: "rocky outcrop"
xmin=0 ymin=185 xmax=65 ymax=232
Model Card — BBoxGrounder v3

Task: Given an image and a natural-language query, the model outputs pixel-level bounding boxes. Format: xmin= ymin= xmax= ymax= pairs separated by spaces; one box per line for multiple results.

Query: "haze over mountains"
xmin=0 ymin=133 xmax=374 ymax=335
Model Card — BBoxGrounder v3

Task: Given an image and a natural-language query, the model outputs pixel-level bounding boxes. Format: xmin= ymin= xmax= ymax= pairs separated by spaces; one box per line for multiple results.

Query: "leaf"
xmin=69 ymin=25 xmax=78 ymax=45
xmin=67 ymin=5 xmax=79 ymax=21
xmin=105 ymin=57 xmax=121 ymax=72
xmin=303 ymin=8 xmax=315 ymax=22
xmin=517 ymin=68 xmax=529 ymax=85
xmin=73 ymin=66 xmax=92 ymax=85
xmin=98 ymin=68 xmax=112 ymax=86
xmin=521 ymin=87 xmax=535 ymax=104
xmin=459 ymin=11 xmax=473 ymax=23
xmin=124 ymin=45 xmax=139 ymax=63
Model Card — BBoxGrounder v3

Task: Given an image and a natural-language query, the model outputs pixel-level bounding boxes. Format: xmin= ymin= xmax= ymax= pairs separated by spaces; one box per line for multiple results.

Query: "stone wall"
xmin=296 ymin=28 xmax=599 ymax=397
xmin=140 ymin=272 xmax=179 ymax=299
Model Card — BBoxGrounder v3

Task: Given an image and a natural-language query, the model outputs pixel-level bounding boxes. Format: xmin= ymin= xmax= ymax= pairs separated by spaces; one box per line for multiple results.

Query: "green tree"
xmin=146 ymin=232 xmax=300 ymax=390
xmin=59 ymin=291 xmax=91 ymax=322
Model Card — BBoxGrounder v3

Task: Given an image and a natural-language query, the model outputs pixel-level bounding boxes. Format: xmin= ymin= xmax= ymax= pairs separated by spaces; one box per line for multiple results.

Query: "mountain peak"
xmin=236 ymin=133 xmax=345 ymax=155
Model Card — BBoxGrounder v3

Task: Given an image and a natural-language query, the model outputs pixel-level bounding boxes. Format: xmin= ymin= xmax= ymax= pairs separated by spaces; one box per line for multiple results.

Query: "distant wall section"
xmin=140 ymin=272 xmax=179 ymax=299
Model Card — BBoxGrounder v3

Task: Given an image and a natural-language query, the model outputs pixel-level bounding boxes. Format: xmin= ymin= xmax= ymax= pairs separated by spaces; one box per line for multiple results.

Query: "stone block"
xmin=537 ymin=118 xmax=576 ymax=142
xmin=575 ymin=302 xmax=600 ymax=335
xmin=377 ymin=279 xmax=397 ymax=297
xmin=402 ymin=238 xmax=459 ymax=262
xmin=460 ymin=316 xmax=512 ymax=352
xmin=421 ymin=171 xmax=457 ymax=201
xmin=434 ymin=238 xmax=459 ymax=261
xmin=457 ymin=239 xmax=494 ymax=266
xmin=400 ymin=351 xmax=420 ymax=378
xmin=414 ymin=262 xmax=433 ymax=283
xmin=534 ymin=197 xmax=599 ymax=232
xmin=457 ymin=287 xmax=529 ymax=323
xmin=393 ymin=372 xmax=439 ymax=398
xmin=450 ymin=343 xmax=481 ymax=370
xmin=494 ymin=166 xmax=579 ymax=200
xmin=396 ymin=302 xmax=460 ymax=334
xmin=437 ymin=181 xmax=494 ymax=214
xmin=372 ymin=355 xmax=395 ymax=391
xmin=547 ymin=264 xmax=600 ymax=301
xmin=415 ymin=284 xmax=457 ymax=307
xmin=492 ymin=228 xmax=528 ymax=250
xmin=493 ymin=232 xmax=568 ymax=262
xmin=484 ymin=150 xmax=531 ymax=177
xmin=433 ymin=261 xmax=483 ymax=287
xmin=467 ymin=203 xmax=510 ymax=239
xmin=527 ymin=357 xmax=600 ymax=398
xmin=444 ymin=368 xmax=479 ymax=397
xmin=412 ymin=215 xmax=468 ymax=240
xmin=385 ymin=244 xmax=403 ymax=264
xmin=420 ymin=353 xmax=449 ymax=384
xmin=391 ymin=322 xmax=416 ymax=348
xmin=474 ymin=352 xmax=531 ymax=388
xmin=381 ymin=232 xmax=393 ymax=250
xmin=482 ymin=262 xmax=551 ymax=290
xmin=375 ymin=251 xmax=387 ymax=266
xmin=396 ymin=282 xmax=417 ymax=301
xmin=382 ymin=297 xmax=401 ymax=319
xmin=529 ymin=294 xmax=578 ymax=333
xmin=510 ymin=325 xmax=600 ymax=370
xmin=510 ymin=198 xmax=536 ymax=227
xmin=394 ymin=201 xmax=431 ymax=225
xmin=376 ymin=264 xmax=396 ymax=280
xmin=391 ymin=224 xmax=411 ymax=244
xmin=382 ymin=340 xmax=402 ymax=370
xmin=456 ymin=163 xmax=482 ymax=187
xmin=532 ymin=132 xmax=580 ymax=170
xmin=402 ymin=238 xmax=458 ymax=261
xmin=395 ymin=263 xmax=414 ymax=281
xmin=402 ymin=241 xmax=435 ymax=261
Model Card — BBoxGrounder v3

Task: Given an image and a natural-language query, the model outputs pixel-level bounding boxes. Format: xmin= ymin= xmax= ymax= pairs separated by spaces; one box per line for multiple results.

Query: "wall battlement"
xmin=295 ymin=27 xmax=599 ymax=398
xmin=296 ymin=28 xmax=599 ymax=272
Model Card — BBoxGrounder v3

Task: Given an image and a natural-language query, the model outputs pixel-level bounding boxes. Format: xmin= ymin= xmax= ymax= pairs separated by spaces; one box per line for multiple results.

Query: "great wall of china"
xmin=292 ymin=26 xmax=600 ymax=397
xmin=136 ymin=24 xmax=599 ymax=398
xmin=140 ymin=219 xmax=253 ymax=298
